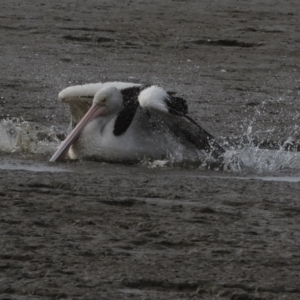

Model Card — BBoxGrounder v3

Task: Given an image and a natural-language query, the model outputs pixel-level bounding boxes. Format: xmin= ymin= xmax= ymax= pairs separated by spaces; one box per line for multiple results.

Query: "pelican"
xmin=49 ymin=82 xmax=226 ymax=165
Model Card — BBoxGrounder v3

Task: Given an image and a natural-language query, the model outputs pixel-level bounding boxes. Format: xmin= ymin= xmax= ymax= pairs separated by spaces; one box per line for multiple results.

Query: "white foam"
xmin=0 ymin=119 xmax=60 ymax=154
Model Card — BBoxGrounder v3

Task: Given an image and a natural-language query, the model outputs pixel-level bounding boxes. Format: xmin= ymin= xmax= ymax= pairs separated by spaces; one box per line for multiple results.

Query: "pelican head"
xmin=49 ymin=86 xmax=123 ymax=162
xmin=93 ymin=86 xmax=123 ymax=115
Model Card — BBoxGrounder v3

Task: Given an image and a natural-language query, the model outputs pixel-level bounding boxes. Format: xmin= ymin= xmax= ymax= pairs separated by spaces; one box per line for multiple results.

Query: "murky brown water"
xmin=1 ymin=0 xmax=300 ymax=299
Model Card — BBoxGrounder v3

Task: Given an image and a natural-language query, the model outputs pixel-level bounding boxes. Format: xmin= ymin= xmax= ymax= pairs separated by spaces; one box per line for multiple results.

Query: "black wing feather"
xmin=165 ymin=93 xmax=188 ymax=116
xmin=184 ymin=115 xmax=225 ymax=159
xmin=113 ymin=86 xmax=148 ymax=136
xmin=174 ymin=115 xmax=226 ymax=160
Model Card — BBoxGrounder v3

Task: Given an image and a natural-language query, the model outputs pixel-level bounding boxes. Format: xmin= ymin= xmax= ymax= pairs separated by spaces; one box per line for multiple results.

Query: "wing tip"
xmin=58 ymin=83 xmax=103 ymax=102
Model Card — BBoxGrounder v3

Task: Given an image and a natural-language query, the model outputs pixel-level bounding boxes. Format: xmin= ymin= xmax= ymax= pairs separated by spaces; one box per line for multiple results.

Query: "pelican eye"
xmin=101 ymin=98 xmax=107 ymax=103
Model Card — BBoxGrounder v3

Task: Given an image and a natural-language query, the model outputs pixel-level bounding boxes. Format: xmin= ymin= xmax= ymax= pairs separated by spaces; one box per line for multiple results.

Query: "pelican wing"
xmin=113 ymin=85 xmax=146 ymax=136
xmin=138 ymin=86 xmax=188 ymax=116
xmin=113 ymin=84 xmax=187 ymax=136
xmin=177 ymin=115 xmax=226 ymax=159
xmin=58 ymin=83 xmax=103 ymax=125
xmin=136 ymin=86 xmax=224 ymax=159
xmin=155 ymin=111 xmax=225 ymax=160
xmin=58 ymin=82 xmax=142 ymax=103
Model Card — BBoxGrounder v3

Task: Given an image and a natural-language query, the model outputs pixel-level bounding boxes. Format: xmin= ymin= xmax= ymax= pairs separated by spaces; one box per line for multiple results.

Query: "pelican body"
xmin=50 ymin=82 xmax=225 ymax=164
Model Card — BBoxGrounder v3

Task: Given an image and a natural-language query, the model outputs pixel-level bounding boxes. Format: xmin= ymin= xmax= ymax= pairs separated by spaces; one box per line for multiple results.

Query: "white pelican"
xmin=49 ymin=82 xmax=226 ymax=165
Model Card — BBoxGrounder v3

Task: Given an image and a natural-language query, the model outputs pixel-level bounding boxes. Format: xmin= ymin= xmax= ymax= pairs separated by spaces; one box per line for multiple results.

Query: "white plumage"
xmin=138 ymin=86 xmax=169 ymax=113
xmin=50 ymin=82 xmax=225 ymax=164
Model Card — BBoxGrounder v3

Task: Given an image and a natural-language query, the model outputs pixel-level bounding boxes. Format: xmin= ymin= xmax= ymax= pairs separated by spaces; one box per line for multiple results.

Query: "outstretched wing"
xmin=58 ymin=81 xmax=142 ymax=103
xmin=144 ymin=109 xmax=225 ymax=161
xmin=136 ymin=86 xmax=224 ymax=159
xmin=58 ymin=83 xmax=104 ymax=103
xmin=58 ymin=82 xmax=104 ymax=126
xmin=178 ymin=115 xmax=225 ymax=160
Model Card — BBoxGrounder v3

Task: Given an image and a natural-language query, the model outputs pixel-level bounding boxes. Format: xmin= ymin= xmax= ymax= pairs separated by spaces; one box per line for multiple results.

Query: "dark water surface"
xmin=1 ymin=0 xmax=300 ymax=298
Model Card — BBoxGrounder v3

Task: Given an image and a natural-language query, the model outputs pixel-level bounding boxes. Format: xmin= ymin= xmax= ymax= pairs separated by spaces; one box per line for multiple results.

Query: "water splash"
xmin=226 ymin=125 xmax=300 ymax=173
xmin=0 ymin=118 xmax=299 ymax=174
xmin=0 ymin=119 xmax=61 ymax=155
